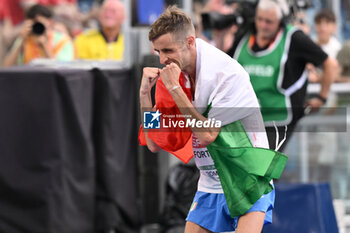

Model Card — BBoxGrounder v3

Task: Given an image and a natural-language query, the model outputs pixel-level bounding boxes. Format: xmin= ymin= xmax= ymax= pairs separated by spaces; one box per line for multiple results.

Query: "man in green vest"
xmin=227 ymin=0 xmax=338 ymax=151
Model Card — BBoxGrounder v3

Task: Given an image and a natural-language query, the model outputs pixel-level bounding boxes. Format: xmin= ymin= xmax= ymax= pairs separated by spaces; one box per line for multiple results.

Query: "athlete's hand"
xmin=160 ymin=63 xmax=181 ymax=91
xmin=140 ymin=67 xmax=160 ymax=96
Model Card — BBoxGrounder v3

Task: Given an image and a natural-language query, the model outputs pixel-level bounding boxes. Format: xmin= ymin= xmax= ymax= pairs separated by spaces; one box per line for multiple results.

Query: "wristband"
xmin=315 ymin=94 xmax=327 ymax=104
xmin=170 ymin=85 xmax=180 ymax=91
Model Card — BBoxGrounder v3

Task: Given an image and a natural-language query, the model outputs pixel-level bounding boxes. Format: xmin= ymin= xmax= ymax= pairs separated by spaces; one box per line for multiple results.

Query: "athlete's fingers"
xmin=143 ymin=67 xmax=160 ymax=77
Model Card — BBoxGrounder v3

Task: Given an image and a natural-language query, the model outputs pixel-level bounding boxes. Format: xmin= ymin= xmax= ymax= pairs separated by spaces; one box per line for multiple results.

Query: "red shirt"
xmin=36 ymin=0 xmax=76 ymax=6
xmin=0 ymin=0 xmax=5 ymax=21
xmin=1 ymin=0 xmax=26 ymax=25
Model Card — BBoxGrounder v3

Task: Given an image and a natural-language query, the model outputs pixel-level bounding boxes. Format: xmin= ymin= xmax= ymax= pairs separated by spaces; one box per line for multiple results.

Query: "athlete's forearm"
xmin=169 ymin=87 xmax=220 ymax=147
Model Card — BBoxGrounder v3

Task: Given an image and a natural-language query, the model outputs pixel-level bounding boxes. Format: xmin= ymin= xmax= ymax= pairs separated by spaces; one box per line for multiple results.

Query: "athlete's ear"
xmin=186 ymin=36 xmax=195 ymax=48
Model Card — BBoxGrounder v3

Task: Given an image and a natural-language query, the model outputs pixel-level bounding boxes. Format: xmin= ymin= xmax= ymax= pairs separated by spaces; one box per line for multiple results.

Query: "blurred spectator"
xmin=35 ymin=0 xmax=75 ymax=5
xmin=336 ymin=40 xmax=350 ymax=82
xmin=0 ymin=0 xmax=37 ymax=62
xmin=204 ymin=0 xmax=233 ymax=14
xmin=0 ymin=0 xmax=5 ymax=62
xmin=76 ymin=0 xmax=100 ymax=33
xmin=292 ymin=11 xmax=310 ymax=35
xmin=35 ymin=0 xmax=96 ymax=37
xmin=0 ymin=0 xmax=4 ymax=22
xmin=313 ymin=9 xmax=341 ymax=58
xmin=74 ymin=0 xmax=125 ymax=60
xmin=307 ymin=9 xmax=341 ymax=83
xmin=306 ymin=10 xmax=342 ymax=183
xmin=2 ymin=4 xmax=74 ymax=67
xmin=0 ymin=0 xmax=92 ymax=64
xmin=227 ymin=0 xmax=337 ymax=151
xmin=1 ymin=0 xmax=36 ymax=26
xmin=78 ymin=0 xmax=95 ymax=13
xmin=199 ymin=0 xmax=238 ymax=52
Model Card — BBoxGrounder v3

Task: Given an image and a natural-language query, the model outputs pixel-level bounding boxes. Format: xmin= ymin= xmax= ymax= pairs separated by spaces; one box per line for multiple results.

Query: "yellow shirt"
xmin=74 ymin=29 xmax=124 ymax=60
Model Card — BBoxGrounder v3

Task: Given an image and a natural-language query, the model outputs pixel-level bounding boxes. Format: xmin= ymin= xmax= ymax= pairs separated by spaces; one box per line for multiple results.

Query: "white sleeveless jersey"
xmin=192 ymin=39 xmax=269 ymax=193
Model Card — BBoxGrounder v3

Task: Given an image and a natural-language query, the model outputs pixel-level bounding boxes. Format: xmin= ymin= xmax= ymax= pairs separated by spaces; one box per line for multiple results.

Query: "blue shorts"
xmin=186 ymin=190 xmax=275 ymax=233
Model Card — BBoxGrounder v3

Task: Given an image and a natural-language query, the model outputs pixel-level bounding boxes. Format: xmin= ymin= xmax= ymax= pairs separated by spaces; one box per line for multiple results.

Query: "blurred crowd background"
xmin=1 ymin=0 xmax=350 ymax=72
xmin=1 ymin=0 xmax=350 ymax=232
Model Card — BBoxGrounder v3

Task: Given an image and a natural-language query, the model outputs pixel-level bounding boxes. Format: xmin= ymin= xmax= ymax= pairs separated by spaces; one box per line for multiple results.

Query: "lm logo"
xmin=143 ymin=110 xmax=161 ymax=129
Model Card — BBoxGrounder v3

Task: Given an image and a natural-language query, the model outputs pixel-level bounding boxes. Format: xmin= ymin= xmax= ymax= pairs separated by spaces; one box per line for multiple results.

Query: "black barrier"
xmin=0 ymin=67 xmax=139 ymax=233
xmin=92 ymin=68 xmax=139 ymax=233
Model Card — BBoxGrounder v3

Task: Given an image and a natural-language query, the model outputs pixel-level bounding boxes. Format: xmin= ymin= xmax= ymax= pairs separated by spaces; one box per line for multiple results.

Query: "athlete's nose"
xmin=159 ymin=53 xmax=168 ymax=65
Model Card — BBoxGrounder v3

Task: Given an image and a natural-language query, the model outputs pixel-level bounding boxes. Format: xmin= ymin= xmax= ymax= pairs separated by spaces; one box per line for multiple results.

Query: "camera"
xmin=201 ymin=12 xmax=243 ymax=30
xmin=201 ymin=0 xmax=313 ymax=31
xmin=32 ymin=22 xmax=46 ymax=35
xmin=201 ymin=0 xmax=258 ymax=31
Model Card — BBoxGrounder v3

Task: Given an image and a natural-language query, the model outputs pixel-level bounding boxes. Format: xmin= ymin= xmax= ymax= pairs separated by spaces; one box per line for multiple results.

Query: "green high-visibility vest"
xmin=234 ymin=25 xmax=297 ymax=125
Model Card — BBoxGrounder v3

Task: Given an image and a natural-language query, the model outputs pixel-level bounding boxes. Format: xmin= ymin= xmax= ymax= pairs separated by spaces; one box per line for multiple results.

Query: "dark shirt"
xmin=227 ymin=26 xmax=328 ymax=125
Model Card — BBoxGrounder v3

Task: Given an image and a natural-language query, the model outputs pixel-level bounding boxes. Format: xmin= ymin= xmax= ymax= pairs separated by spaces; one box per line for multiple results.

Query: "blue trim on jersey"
xmin=186 ymin=189 xmax=275 ymax=232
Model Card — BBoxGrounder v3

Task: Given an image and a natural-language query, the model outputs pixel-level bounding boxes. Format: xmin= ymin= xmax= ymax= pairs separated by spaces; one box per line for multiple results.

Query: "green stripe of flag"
xmin=207 ymin=120 xmax=287 ymax=217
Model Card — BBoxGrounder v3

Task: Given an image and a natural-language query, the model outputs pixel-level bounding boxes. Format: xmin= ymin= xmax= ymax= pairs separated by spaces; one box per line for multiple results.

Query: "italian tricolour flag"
xmin=139 ymin=73 xmax=287 ymax=217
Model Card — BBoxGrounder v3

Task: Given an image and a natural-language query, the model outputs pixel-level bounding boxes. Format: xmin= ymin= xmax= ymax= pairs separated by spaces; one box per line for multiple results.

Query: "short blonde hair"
xmin=148 ymin=5 xmax=195 ymax=42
